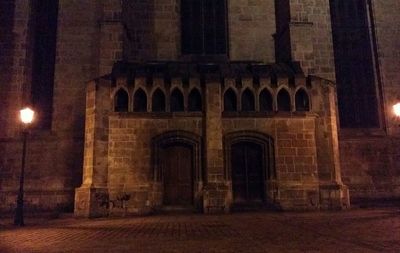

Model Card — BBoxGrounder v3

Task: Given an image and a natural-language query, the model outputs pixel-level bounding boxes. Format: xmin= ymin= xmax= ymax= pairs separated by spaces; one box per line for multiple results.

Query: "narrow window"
xmin=259 ymin=89 xmax=273 ymax=112
xmin=188 ymin=88 xmax=202 ymax=112
xmin=114 ymin=89 xmax=129 ymax=112
xmin=241 ymin=89 xmax=255 ymax=112
xmin=181 ymin=0 xmax=227 ymax=55
xmin=224 ymin=88 xmax=237 ymax=112
xmin=277 ymin=89 xmax=291 ymax=112
xmin=295 ymin=89 xmax=310 ymax=111
xmin=133 ymin=88 xmax=147 ymax=112
xmin=170 ymin=89 xmax=184 ymax=112
xmin=30 ymin=0 xmax=59 ymax=129
xmin=329 ymin=0 xmax=380 ymax=128
xmin=152 ymin=89 xmax=166 ymax=112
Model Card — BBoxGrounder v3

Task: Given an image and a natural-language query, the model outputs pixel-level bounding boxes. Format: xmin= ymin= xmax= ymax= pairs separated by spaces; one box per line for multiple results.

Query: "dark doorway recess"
xmin=152 ymin=131 xmax=203 ymax=211
xmin=162 ymin=144 xmax=193 ymax=206
xmin=231 ymin=142 xmax=264 ymax=204
xmin=224 ymin=131 xmax=277 ymax=211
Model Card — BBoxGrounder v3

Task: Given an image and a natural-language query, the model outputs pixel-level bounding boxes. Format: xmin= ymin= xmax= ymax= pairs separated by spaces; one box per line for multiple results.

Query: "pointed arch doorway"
xmin=162 ymin=143 xmax=193 ymax=206
xmin=224 ymin=131 xmax=276 ymax=209
xmin=153 ymin=131 xmax=203 ymax=210
xmin=231 ymin=141 xmax=264 ymax=203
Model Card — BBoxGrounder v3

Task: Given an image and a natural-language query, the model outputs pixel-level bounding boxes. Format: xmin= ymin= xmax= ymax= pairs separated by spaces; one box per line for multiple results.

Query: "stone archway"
xmin=224 ymin=131 xmax=276 ymax=209
xmin=152 ymin=131 xmax=203 ymax=210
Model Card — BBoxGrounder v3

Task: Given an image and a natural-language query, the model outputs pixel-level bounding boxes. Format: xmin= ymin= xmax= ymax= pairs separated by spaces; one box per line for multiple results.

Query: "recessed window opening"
xmin=134 ymin=88 xmax=147 ymax=112
xmin=241 ymin=89 xmax=255 ymax=112
xmin=277 ymin=89 xmax=291 ymax=112
xmin=259 ymin=89 xmax=273 ymax=112
xmin=181 ymin=0 xmax=227 ymax=55
xmin=224 ymin=88 xmax=237 ymax=112
xmin=188 ymin=88 xmax=202 ymax=112
xmin=170 ymin=89 xmax=184 ymax=112
xmin=114 ymin=89 xmax=129 ymax=112
xmin=295 ymin=89 xmax=310 ymax=111
xmin=152 ymin=89 xmax=166 ymax=112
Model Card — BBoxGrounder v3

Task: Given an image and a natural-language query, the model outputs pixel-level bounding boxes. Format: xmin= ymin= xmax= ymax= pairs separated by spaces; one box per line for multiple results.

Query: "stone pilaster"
xmin=312 ymin=78 xmax=350 ymax=210
xmin=99 ymin=0 xmax=123 ymax=76
xmin=275 ymin=0 xmax=336 ymax=80
xmin=74 ymin=78 xmax=111 ymax=217
xmin=203 ymin=78 xmax=228 ymax=213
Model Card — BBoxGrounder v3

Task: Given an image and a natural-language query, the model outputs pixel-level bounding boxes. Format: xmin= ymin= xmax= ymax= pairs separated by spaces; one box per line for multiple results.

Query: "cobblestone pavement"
xmin=0 ymin=208 xmax=399 ymax=253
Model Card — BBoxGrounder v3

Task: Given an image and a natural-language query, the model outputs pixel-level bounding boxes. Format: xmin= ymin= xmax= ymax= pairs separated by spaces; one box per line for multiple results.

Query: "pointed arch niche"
xmin=241 ymin=88 xmax=255 ymax=112
xmin=114 ymin=89 xmax=129 ymax=112
xmin=152 ymin=89 xmax=166 ymax=112
xmin=277 ymin=89 xmax=291 ymax=112
xmin=133 ymin=88 xmax=147 ymax=112
xmin=259 ymin=89 xmax=273 ymax=112
xmin=295 ymin=88 xmax=310 ymax=111
xmin=224 ymin=88 xmax=237 ymax=112
xmin=170 ymin=88 xmax=184 ymax=112
xmin=188 ymin=88 xmax=202 ymax=112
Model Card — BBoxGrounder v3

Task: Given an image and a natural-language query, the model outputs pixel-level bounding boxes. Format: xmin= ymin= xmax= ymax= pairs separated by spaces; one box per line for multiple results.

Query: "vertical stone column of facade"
xmin=99 ymin=0 xmax=123 ymax=76
xmin=284 ymin=0 xmax=336 ymax=80
xmin=74 ymin=79 xmax=111 ymax=217
xmin=289 ymin=22 xmax=313 ymax=74
xmin=203 ymin=78 xmax=228 ymax=213
xmin=121 ymin=1 xmax=157 ymax=62
xmin=312 ymin=78 xmax=350 ymax=209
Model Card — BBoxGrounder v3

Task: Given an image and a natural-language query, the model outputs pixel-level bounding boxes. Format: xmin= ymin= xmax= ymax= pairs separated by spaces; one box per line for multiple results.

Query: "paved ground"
xmin=0 ymin=208 xmax=399 ymax=253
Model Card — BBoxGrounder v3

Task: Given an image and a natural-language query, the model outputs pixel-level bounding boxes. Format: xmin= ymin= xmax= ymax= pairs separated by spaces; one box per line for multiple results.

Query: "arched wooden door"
xmin=231 ymin=141 xmax=264 ymax=204
xmin=162 ymin=143 xmax=193 ymax=206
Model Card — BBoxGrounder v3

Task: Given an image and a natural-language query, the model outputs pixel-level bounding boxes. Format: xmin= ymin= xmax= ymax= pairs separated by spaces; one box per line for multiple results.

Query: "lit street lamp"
xmin=14 ymin=107 xmax=35 ymax=226
xmin=393 ymin=102 xmax=400 ymax=118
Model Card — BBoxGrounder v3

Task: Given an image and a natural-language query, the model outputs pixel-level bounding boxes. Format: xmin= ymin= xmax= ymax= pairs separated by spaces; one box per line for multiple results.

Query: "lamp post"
xmin=14 ymin=107 xmax=35 ymax=226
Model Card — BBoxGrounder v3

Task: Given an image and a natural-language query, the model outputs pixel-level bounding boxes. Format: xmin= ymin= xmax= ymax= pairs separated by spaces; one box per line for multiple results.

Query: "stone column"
xmin=99 ymin=0 xmax=123 ymax=76
xmin=203 ymin=77 xmax=229 ymax=213
xmin=74 ymin=79 xmax=111 ymax=217
xmin=275 ymin=0 xmax=336 ymax=80
xmin=312 ymin=78 xmax=350 ymax=209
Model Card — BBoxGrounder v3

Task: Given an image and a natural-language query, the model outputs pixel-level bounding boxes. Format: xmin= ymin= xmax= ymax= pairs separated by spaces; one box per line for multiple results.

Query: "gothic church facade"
xmin=0 ymin=0 xmax=399 ymax=217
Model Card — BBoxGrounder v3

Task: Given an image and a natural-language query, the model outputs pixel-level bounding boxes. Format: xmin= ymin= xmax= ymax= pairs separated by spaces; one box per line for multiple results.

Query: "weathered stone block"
xmin=74 ymin=187 xmax=109 ymax=218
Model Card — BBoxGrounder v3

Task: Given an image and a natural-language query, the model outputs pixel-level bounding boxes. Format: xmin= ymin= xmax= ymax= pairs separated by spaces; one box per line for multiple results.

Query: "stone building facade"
xmin=0 ymin=0 xmax=399 ymax=216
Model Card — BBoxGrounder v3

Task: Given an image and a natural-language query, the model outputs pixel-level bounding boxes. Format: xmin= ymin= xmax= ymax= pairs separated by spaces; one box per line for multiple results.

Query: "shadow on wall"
xmin=121 ymin=0 xmax=156 ymax=61
xmin=0 ymin=1 xmax=16 ymax=137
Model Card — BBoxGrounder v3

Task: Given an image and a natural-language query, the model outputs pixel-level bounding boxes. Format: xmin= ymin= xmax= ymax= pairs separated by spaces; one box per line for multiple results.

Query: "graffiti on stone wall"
xmin=96 ymin=192 xmax=131 ymax=209
xmin=110 ymin=193 xmax=131 ymax=209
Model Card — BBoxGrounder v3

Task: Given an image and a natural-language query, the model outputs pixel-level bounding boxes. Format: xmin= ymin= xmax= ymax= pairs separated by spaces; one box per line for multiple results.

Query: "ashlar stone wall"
xmin=338 ymin=0 xmax=400 ymax=204
xmin=121 ymin=0 xmax=276 ymax=62
xmin=74 ymin=62 xmax=349 ymax=217
xmin=0 ymin=0 xmax=122 ymax=213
